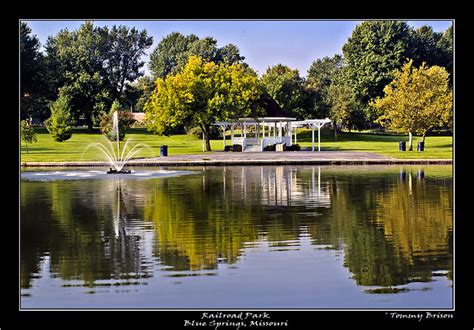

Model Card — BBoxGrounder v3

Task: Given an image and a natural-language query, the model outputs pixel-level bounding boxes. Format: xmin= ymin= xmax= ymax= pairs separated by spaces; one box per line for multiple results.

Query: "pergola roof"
xmin=213 ymin=117 xmax=331 ymax=126
xmin=238 ymin=117 xmax=297 ymax=123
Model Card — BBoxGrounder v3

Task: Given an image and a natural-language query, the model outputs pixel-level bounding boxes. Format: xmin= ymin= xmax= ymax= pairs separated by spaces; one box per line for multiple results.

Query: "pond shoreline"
xmin=21 ymin=151 xmax=452 ymax=167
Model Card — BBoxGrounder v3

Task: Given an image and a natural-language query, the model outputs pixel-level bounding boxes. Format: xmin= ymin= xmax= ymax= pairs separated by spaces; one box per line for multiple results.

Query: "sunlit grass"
xmin=295 ymin=129 xmax=452 ymax=159
xmin=20 ymin=127 xmax=452 ymax=162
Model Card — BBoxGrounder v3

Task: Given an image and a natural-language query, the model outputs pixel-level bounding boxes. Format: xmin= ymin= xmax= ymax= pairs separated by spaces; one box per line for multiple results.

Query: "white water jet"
xmin=83 ymin=111 xmax=154 ymax=172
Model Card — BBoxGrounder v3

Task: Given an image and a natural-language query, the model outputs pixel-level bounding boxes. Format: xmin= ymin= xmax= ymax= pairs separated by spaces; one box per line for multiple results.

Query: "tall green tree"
xmin=20 ymin=22 xmax=49 ymax=120
xmin=102 ymin=25 xmax=153 ymax=102
xmin=148 ymin=32 xmax=245 ymax=79
xmin=148 ymin=32 xmax=199 ymax=78
xmin=372 ymin=60 xmax=452 ymax=150
xmin=45 ymin=22 xmax=152 ymax=130
xmin=306 ymin=54 xmax=345 ymax=119
xmin=45 ymin=22 xmax=110 ymax=130
xmin=342 ymin=21 xmax=413 ymax=122
xmin=328 ymin=83 xmax=363 ymax=140
xmin=436 ymin=25 xmax=453 ymax=78
xmin=145 ymin=56 xmax=262 ymax=151
xmin=409 ymin=25 xmax=453 ymax=79
xmin=260 ymin=64 xmax=306 ymax=119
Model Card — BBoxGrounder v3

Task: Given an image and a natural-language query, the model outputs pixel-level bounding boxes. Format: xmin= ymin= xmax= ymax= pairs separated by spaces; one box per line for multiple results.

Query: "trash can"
xmin=417 ymin=141 xmax=424 ymax=152
xmin=160 ymin=145 xmax=168 ymax=157
xmin=399 ymin=141 xmax=406 ymax=151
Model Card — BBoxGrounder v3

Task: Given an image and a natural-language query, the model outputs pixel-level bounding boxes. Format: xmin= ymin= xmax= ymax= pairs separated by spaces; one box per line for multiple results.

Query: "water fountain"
xmin=84 ymin=111 xmax=152 ymax=174
xmin=22 ymin=111 xmax=197 ymax=181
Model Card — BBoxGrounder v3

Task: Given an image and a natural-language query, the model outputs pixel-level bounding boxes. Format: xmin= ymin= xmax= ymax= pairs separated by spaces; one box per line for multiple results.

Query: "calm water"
xmin=20 ymin=165 xmax=453 ymax=309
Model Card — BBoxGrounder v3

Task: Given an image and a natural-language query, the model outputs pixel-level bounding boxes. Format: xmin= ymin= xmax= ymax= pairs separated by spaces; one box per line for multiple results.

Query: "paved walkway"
xmin=22 ymin=151 xmax=452 ymax=167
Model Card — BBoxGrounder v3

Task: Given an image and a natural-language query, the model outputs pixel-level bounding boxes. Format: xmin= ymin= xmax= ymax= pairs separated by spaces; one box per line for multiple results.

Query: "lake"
xmin=20 ymin=165 xmax=453 ymax=309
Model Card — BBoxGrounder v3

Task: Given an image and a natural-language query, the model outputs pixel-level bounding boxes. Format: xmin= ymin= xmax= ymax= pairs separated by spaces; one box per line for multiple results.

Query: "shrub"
xmin=20 ymin=119 xmax=37 ymax=153
xmin=99 ymin=101 xmax=136 ymax=141
xmin=263 ymin=144 xmax=276 ymax=151
xmin=286 ymin=144 xmax=301 ymax=151
xmin=45 ymin=94 xmax=73 ymax=142
xmin=224 ymin=144 xmax=242 ymax=152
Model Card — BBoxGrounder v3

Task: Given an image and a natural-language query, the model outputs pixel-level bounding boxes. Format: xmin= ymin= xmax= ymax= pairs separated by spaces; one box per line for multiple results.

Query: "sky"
xmin=24 ymin=20 xmax=453 ymax=78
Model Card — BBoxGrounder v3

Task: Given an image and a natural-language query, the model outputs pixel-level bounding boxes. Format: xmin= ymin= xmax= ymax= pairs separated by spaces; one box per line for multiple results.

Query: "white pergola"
xmin=296 ymin=118 xmax=332 ymax=151
xmin=212 ymin=117 xmax=331 ymax=152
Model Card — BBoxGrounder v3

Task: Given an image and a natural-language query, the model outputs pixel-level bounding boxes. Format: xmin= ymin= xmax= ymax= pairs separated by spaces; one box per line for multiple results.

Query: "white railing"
xmin=232 ymin=137 xmax=246 ymax=150
xmin=261 ymin=136 xmax=292 ymax=150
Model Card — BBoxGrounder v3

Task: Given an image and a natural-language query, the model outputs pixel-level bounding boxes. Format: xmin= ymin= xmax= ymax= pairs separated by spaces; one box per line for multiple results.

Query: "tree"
xmin=45 ymin=22 xmax=110 ymax=130
xmin=217 ymin=44 xmax=246 ymax=65
xmin=102 ymin=25 xmax=153 ymax=102
xmin=148 ymin=32 xmax=199 ymax=78
xmin=260 ymin=64 xmax=306 ymax=119
xmin=435 ymin=25 xmax=453 ymax=82
xmin=145 ymin=56 xmax=262 ymax=151
xmin=342 ymin=21 xmax=413 ymax=122
xmin=148 ymin=32 xmax=245 ymax=79
xmin=45 ymin=22 xmax=152 ymax=130
xmin=306 ymin=54 xmax=345 ymax=120
xmin=409 ymin=25 xmax=453 ymax=80
xmin=45 ymin=93 xmax=73 ymax=142
xmin=132 ymin=76 xmax=156 ymax=113
xmin=20 ymin=22 xmax=49 ymax=120
xmin=371 ymin=60 xmax=452 ymax=151
xmin=20 ymin=119 xmax=37 ymax=153
xmin=328 ymin=83 xmax=362 ymax=140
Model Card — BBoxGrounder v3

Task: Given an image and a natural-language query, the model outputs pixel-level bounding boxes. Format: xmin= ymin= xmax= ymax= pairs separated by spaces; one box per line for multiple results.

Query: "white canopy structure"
xmin=212 ymin=117 xmax=331 ymax=152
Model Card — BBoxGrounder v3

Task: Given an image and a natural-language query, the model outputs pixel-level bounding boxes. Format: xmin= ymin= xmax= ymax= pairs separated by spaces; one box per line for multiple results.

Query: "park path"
xmin=21 ymin=151 xmax=451 ymax=167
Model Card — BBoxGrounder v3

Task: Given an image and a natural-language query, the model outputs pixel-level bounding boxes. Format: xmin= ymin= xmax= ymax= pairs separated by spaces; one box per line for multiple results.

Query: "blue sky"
xmin=24 ymin=20 xmax=453 ymax=78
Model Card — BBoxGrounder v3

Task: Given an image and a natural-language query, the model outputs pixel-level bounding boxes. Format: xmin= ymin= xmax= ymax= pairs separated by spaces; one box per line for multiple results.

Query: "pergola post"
xmin=274 ymin=122 xmax=277 ymax=141
xmin=278 ymin=121 xmax=282 ymax=142
xmin=311 ymin=125 xmax=315 ymax=151
xmin=221 ymin=124 xmax=227 ymax=150
xmin=262 ymin=122 xmax=265 ymax=138
xmin=317 ymin=124 xmax=321 ymax=152
xmin=243 ymin=122 xmax=247 ymax=138
xmin=231 ymin=123 xmax=235 ymax=143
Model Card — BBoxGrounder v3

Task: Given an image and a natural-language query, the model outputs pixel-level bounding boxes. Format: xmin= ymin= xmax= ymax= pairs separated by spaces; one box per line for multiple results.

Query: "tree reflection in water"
xmin=21 ymin=165 xmax=452 ymax=292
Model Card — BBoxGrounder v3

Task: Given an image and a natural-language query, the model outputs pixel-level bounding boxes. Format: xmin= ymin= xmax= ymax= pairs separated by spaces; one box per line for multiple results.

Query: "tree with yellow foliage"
xmin=145 ymin=56 xmax=263 ymax=151
xmin=372 ymin=60 xmax=452 ymax=151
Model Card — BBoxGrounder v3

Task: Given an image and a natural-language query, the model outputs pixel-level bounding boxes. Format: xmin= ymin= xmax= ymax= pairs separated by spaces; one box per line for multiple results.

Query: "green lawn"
xmin=20 ymin=127 xmax=452 ymax=162
xmin=296 ymin=129 xmax=452 ymax=159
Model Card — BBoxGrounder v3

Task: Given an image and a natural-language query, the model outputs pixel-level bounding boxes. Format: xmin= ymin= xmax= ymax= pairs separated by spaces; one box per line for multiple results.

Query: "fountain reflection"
xmin=20 ymin=178 xmax=152 ymax=289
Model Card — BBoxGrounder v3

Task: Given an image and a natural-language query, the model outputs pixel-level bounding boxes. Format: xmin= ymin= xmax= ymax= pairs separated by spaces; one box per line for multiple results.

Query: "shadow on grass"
xmin=20 ymin=147 xmax=54 ymax=152
xmin=430 ymin=144 xmax=453 ymax=148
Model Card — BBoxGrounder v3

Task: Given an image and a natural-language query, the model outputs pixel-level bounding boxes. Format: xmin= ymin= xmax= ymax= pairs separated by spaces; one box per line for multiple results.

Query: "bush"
xmin=263 ymin=144 xmax=276 ymax=151
xmin=20 ymin=119 xmax=37 ymax=153
xmin=224 ymin=144 xmax=242 ymax=152
xmin=286 ymin=144 xmax=301 ymax=151
xmin=99 ymin=101 xmax=136 ymax=141
xmin=45 ymin=94 xmax=73 ymax=142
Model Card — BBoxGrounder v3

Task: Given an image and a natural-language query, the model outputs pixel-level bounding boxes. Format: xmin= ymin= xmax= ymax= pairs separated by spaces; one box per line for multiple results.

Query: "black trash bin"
xmin=417 ymin=142 xmax=424 ymax=152
xmin=399 ymin=141 xmax=406 ymax=151
xmin=160 ymin=145 xmax=168 ymax=157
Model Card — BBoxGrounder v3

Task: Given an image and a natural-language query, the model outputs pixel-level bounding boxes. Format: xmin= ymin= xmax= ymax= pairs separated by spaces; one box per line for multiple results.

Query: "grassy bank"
xmin=296 ymin=129 xmax=452 ymax=159
xmin=20 ymin=128 xmax=452 ymax=162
